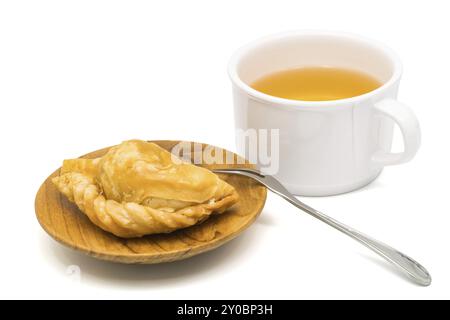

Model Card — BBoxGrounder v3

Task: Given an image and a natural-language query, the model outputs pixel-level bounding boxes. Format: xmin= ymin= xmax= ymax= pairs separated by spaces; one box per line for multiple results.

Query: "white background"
xmin=1 ymin=0 xmax=449 ymax=299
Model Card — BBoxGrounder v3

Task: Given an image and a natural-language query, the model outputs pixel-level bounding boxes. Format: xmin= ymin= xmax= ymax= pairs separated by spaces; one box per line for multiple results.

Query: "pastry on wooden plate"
xmin=52 ymin=140 xmax=239 ymax=238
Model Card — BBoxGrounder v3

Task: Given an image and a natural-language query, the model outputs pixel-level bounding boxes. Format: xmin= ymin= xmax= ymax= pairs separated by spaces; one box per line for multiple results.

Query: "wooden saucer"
xmin=35 ymin=141 xmax=267 ymax=264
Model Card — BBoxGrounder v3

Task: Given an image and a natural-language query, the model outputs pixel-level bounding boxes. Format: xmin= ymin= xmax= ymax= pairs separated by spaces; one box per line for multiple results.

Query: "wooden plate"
xmin=35 ymin=141 xmax=267 ymax=264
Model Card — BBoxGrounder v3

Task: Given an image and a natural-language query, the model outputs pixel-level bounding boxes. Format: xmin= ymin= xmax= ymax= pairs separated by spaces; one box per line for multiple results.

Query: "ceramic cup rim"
xmin=228 ymin=30 xmax=403 ymax=110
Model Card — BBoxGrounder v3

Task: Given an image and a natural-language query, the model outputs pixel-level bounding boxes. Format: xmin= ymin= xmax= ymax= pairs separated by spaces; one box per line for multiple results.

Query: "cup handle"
xmin=372 ymin=98 xmax=421 ymax=166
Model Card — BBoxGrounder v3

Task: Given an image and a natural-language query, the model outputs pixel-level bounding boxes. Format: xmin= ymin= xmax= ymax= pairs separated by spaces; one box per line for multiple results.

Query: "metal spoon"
xmin=213 ymin=167 xmax=431 ymax=286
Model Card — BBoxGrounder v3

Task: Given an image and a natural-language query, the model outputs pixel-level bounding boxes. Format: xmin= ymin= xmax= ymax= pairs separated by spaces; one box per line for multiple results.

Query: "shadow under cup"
xmin=228 ymin=31 xmax=419 ymax=196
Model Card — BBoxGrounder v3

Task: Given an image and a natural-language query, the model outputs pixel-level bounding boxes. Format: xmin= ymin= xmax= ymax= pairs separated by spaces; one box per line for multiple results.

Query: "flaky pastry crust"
xmin=52 ymin=140 xmax=239 ymax=238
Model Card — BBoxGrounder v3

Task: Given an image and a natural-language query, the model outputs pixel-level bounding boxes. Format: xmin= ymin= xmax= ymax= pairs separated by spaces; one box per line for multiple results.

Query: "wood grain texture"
xmin=35 ymin=141 xmax=267 ymax=264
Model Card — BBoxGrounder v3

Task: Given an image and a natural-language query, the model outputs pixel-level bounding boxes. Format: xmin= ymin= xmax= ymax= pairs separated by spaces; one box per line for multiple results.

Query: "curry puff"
xmin=52 ymin=140 xmax=239 ymax=238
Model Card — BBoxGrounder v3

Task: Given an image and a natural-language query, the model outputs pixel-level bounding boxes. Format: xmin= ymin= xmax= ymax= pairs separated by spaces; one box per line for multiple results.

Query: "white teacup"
xmin=228 ymin=31 xmax=421 ymax=196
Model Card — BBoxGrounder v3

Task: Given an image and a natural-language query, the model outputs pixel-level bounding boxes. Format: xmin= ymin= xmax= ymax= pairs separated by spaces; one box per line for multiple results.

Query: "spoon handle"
xmin=214 ymin=168 xmax=431 ymax=286
xmin=283 ymin=193 xmax=431 ymax=286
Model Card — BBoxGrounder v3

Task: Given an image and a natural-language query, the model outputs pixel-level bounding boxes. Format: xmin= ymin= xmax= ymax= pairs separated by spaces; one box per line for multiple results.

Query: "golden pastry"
xmin=52 ymin=140 xmax=239 ymax=238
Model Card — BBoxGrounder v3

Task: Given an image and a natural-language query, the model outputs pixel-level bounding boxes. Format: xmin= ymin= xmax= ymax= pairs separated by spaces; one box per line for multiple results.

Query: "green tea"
xmin=251 ymin=67 xmax=382 ymax=101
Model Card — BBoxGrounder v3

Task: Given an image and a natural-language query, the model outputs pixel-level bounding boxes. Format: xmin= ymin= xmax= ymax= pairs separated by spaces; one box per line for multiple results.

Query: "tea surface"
xmin=251 ymin=67 xmax=382 ymax=101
